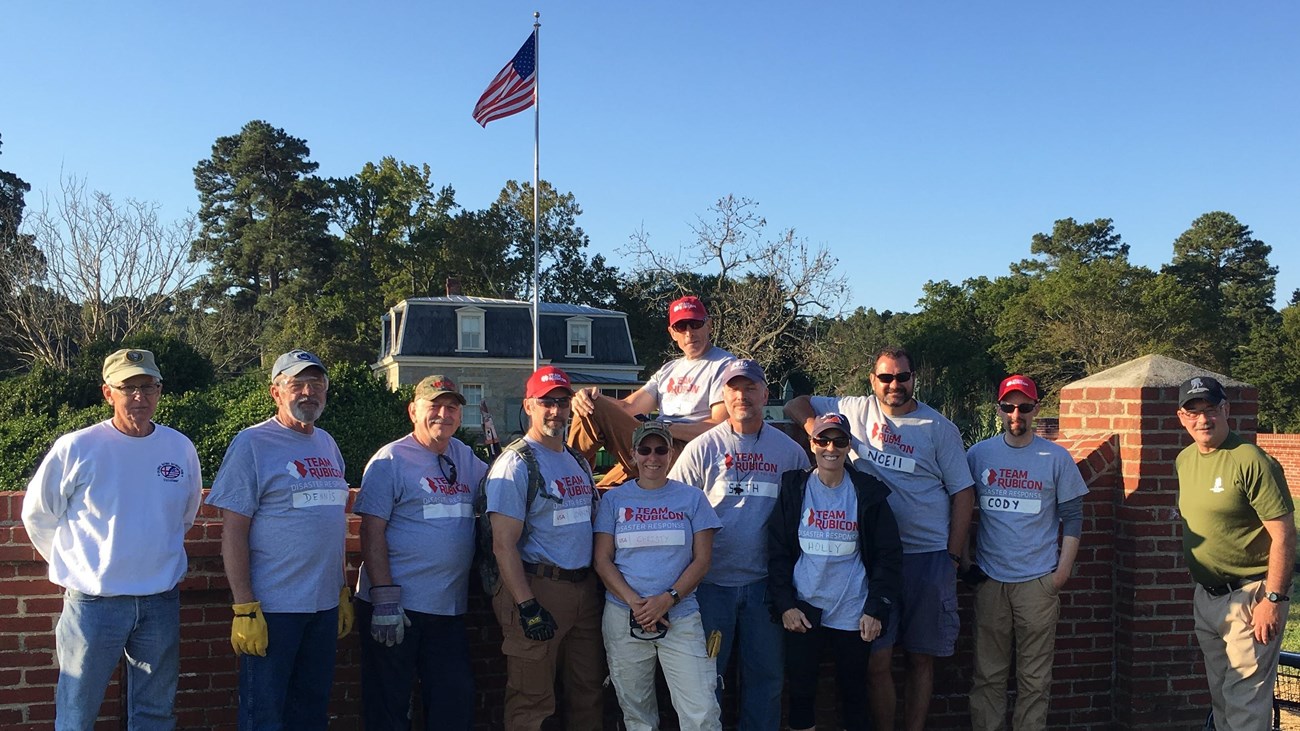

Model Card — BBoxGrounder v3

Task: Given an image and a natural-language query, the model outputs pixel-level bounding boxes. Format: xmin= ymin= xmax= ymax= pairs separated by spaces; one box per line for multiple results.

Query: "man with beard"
xmin=784 ymin=346 xmax=974 ymax=731
xmin=353 ymin=375 xmax=488 ymax=730
xmin=23 ymin=349 xmax=202 ymax=729
xmin=485 ymin=366 xmax=604 ymax=731
xmin=669 ymin=359 xmax=810 ymax=731
xmin=569 ymin=295 xmax=733 ymax=485
xmin=207 ymin=349 xmax=353 ymax=731
xmin=964 ymin=375 xmax=1088 ymax=730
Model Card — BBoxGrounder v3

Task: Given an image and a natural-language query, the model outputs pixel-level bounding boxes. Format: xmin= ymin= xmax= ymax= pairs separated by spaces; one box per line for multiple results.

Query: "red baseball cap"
xmin=998 ymin=374 xmax=1039 ymax=401
xmin=668 ymin=296 xmax=708 ymax=326
xmin=525 ymin=366 xmax=574 ymax=399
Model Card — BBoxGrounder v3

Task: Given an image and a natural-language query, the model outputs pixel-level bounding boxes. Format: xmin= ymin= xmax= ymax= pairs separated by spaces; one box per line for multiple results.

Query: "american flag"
xmin=472 ymin=32 xmax=537 ymax=127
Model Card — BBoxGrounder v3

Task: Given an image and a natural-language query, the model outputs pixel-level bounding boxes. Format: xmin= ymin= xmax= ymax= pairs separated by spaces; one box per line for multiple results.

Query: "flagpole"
xmin=531 ymin=11 xmax=541 ymax=372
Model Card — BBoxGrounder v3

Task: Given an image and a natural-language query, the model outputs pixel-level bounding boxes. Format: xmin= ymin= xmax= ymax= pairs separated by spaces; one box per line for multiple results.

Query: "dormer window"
xmin=567 ymin=317 xmax=592 ymax=357
xmin=457 ymin=307 xmax=486 ymax=352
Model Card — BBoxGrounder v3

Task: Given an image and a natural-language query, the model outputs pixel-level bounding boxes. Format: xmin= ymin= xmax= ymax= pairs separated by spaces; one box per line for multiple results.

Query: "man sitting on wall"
xmin=568 ymin=295 xmax=734 ymax=486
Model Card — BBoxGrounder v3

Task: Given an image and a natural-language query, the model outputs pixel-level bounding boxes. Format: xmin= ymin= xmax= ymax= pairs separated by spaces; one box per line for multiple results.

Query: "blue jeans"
xmin=55 ymin=586 xmax=181 ymax=731
xmin=356 ymin=600 xmax=474 ymax=731
xmin=696 ymin=581 xmax=784 ymax=731
xmin=238 ymin=608 xmax=338 ymax=731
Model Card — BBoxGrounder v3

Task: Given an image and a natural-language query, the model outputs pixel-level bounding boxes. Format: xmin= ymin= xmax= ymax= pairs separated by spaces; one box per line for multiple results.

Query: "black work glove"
xmin=518 ymin=599 xmax=557 ymax=641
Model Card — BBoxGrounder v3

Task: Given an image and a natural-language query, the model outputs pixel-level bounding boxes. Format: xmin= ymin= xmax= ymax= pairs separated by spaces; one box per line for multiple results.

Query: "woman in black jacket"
xmin=766 ymin=413 xmax=903 ymax=731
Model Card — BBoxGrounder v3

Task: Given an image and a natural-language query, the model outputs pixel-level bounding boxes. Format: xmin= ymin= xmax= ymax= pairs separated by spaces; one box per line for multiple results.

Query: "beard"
xmin=289 ymin=399 xmax=324 ymax=424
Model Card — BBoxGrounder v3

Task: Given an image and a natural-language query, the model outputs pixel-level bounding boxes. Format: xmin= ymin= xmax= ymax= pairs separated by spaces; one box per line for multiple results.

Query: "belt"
xmin=523 ymin=562 xmax=590 ymax=583
xmin=1200 ymin=573 xmax=1266 ymax=597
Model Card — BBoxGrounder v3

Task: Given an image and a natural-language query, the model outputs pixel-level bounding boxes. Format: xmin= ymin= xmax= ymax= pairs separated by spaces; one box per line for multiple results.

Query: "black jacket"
xmin=766 ymin=464 xmax=903 ymax=623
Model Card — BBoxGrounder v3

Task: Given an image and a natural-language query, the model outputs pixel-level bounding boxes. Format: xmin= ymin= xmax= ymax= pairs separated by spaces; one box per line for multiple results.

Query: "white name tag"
xmin=980 ymin=495 xmax=1041 ymax=514
xmin=423 ymin=503 xmax=474 ymax=520
xmin=707 ymin=479 xmax=779 ymax=506
xmin=799 ymin=537 xmax=858 ymax=556
xmin=553 ymin=505 xmax=591 ymax=526
xmin=855 ymin=448 xmax=917 ymax=474
xmin=292 ymin=489 xmax=347 ymax=508
xmin=616 ymin=529 xmax=687 ymax=549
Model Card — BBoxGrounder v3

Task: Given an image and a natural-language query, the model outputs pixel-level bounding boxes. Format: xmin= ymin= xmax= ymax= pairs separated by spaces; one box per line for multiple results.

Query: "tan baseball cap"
xmin=414 ymin=375 xmax=467 ymax=404
xmin=102 ymin=349 xmax=163 ymax=384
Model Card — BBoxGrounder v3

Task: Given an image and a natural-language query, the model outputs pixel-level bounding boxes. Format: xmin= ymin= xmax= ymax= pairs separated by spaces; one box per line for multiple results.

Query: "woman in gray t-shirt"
xmin=767 ymin=414 xmax=902 ymax=731
xmin=593 ymin=421 xmax=723 ymax=731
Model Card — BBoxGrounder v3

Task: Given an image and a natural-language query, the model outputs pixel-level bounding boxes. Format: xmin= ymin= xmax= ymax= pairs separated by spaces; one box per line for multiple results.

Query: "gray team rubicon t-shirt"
xmin=966 ymin=434 xmax=1089 ymax=583
xmin=206 ymin=418 xmax=349 ymax=613
xmin=353 ymin=434 xmax=488 ymax=615
xmin=669 ymin=422 xmax=810 ymax=586
xmin=485 ymin=437 xmax=595 ymax=570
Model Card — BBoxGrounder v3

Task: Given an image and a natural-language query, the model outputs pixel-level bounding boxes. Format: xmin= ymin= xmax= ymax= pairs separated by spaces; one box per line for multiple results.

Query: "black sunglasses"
xmin=535 ymin=396 xmax=571 ymax=409
xmin=874 ymin=372 xmax=913 ymax=384
xmin=629 ymin=610 xmax=668 ymax=640
xmin=998 ymin=402 xmax=1036 ymax=414
xmin=811 ymin=436 xmax=851 ymax=448
xmin=670 ymin=320 xmax=706 ymax=332
xmin=636 ymin=445 xmax=670 ymax=456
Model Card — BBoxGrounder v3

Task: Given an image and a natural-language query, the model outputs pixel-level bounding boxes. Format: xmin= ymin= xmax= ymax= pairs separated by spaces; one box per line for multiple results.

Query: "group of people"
xmin=18 ymin=294 xmax=1295 ymax=731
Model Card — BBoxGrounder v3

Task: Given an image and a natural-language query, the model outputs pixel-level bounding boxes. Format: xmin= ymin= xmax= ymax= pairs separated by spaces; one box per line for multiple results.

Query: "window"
xmin=567 ymin=317 xmax=592 ymax=357
xmin=461 ymin=383 xmax=484 ymax=428
xmin=457 ymin=307 xmax=485 ymax=352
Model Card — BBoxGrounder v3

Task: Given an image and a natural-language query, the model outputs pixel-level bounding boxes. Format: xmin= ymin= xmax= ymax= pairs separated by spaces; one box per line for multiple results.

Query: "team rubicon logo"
xmin=804 ymin=508 xmax=816 ymax=526
xmin=286 ymin=460 xmax=308 ymax=478
xmin=420 ymin=477 xmax=437 ymax=494
xmin=984 ymin=468 xmax=997 ymax=485
xmin=619 ymin=506 xmax=685 ymax=523
xmin=723 ymin=453 xmax=734 ymax=469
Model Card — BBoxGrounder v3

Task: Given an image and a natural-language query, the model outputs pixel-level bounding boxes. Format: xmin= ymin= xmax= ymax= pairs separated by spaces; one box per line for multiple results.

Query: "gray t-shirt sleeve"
xmin=205 ymin=433 xmax=261 ymax=517
xmin=690 ymin=489 xmax=723 ymax=533
xmin=354 ymin=453 xmax=397 ymax=520
xmin=593 ymin=492 xmax=616 ymax=535
xmin=484 ymin=451 xmax=530 ymax=521
xmin=935 ymin=420 xmax=975 ymax=495
xmin=667 ymin=440 xmax=705 ymax=487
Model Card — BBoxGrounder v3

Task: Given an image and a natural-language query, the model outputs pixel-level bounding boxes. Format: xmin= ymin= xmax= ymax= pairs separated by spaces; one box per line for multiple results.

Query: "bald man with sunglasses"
xmin=964 ymin=375 xmax=1088 ymax=730
xmin=785 ymin=346 xmax=974 ymax=731
xmin=568 ymin=295 xmax=734 ymax=486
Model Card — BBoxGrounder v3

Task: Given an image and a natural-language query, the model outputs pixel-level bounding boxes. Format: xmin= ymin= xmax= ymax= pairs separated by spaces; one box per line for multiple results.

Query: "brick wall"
xmin=1 ymin=441 xmax=1122 ymax=731
xmin=1257 ymin=433 xmax=1300 ymax=498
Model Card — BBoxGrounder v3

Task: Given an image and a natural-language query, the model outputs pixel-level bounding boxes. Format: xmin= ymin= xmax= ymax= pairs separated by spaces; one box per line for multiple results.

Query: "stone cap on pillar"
xmin=1066 ymin=353 xmax=1246 ymax=391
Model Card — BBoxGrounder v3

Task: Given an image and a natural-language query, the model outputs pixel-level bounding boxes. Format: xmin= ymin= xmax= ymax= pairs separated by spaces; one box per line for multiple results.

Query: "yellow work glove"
xmin=337 ymin=586 xmax=355 ymax=638
xmin=231 ymin=601 xmax=268 ymax=656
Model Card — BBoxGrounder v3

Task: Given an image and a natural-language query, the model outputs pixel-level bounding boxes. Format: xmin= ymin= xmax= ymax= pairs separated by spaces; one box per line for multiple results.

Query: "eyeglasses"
xmin=998 ymin=403 xmax=1036 ymax=414
xmin=811 ymin=436 xmax=851 ymax=448
xmin=1179 ymin=406 xmax=1220 ymax=419
xmin=535 ymin=396 xmax=571 ymax=409
xmin=278 ymin=376 xmax=328 ymax=393
xmin=110 ymin=383 xmax=162 ymax=396
xmin=670 ymin=320 xmax=706 ymax=332
xmin=636 ymin=445 xmax=670 ymax=456
xmin=873 ymin=372 xmax=913 ymax=384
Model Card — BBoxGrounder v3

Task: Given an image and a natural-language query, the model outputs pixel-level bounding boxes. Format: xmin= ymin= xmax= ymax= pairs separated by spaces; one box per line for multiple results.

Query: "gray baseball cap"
xmin=271 ymin=349 xmax=327 ymax=382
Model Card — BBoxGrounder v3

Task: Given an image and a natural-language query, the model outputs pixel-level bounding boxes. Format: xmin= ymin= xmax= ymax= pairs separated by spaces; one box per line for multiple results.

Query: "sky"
xmin=4 ymin=2 xmax=1299 ymax=316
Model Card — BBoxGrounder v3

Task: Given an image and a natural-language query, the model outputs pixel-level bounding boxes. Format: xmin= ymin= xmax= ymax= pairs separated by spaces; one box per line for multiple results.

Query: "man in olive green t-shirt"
xmin=1175 ymin=375 xmax=1295 ymax=730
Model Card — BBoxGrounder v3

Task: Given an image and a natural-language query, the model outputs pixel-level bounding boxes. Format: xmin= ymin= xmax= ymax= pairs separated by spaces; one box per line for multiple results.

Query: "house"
xmin=372 ymin=294 xmax=643 ymax=437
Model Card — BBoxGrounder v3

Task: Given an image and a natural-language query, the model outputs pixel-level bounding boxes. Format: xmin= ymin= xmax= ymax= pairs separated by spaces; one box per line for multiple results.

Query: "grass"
xmin=1283 ymin=547 xmax=1300 ymax=652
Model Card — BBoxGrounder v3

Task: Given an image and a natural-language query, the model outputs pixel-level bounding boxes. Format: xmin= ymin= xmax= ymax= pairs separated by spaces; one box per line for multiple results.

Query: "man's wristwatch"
xmin=667 ymin=588 xmax=681 ymax=605
xmin=1267 ymin=591 xmax=1291 ymax=603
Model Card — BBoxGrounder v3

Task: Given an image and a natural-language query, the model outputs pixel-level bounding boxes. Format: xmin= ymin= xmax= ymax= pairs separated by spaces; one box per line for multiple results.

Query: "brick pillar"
xmin=1058 ymin=354 xmax=1256 ymax=730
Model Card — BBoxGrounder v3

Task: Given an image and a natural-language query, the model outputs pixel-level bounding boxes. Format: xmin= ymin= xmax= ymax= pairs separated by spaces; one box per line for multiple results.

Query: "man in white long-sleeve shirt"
xmin=22 ymin=348 xmax=202 ymax=731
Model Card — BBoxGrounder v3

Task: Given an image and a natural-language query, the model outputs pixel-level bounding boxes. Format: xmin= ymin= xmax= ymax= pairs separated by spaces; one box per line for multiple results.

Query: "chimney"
xmin=446 ymin=277 xmax=463 ymax=296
